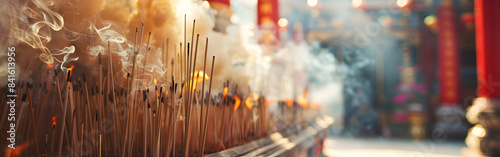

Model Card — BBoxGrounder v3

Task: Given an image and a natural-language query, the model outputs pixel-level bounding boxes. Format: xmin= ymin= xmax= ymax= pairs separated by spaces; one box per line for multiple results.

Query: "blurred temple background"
xmin=252 ymin=0 xmax=497 ymax=156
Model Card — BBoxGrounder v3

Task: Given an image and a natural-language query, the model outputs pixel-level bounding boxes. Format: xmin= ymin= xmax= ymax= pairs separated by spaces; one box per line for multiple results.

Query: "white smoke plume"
xmin=0 ymin=0 xmax=275 ymax=97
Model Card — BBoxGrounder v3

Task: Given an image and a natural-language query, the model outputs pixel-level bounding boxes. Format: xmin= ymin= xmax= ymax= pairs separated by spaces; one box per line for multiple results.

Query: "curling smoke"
xmin=0 ymin=0 xmax=272 ymax=96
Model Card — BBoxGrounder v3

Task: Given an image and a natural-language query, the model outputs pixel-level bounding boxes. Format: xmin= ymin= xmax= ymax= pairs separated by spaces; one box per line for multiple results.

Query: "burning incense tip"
xmin=223 ymin=87 xmax=228 ymax=99
xmin=52 ymin=116 xmax=56 ymax=128
xmin=66 ymin=71 xmax=72 ymax=82
xmin=234 ymin=96 xmax=241 ymax=111
xmin=245 ymin=97 xmax=253 ymax=110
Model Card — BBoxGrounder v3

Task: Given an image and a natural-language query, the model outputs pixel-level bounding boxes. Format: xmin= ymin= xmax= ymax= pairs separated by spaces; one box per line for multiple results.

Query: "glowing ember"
xmin=245 ymin=97 xmax=253 ymax=110
xmin=234 ymin=96 xmax=241 ymax=110
xmin=297 ymin=94 xmax=307 ymax=108
xmin=52 ymin=116 xmax=56 ymax=128
xmin=67 ymin=65 xmax=74 ymax=71
xmin=191 ymin=71 xmax=210 ymax=90
xmin=65 ymin=65 xmax=75 ymax=80
xmin=285 ymin=99 xmax=293 ymax=107
xmin=223 ymin=87 xmax=228 ymax=99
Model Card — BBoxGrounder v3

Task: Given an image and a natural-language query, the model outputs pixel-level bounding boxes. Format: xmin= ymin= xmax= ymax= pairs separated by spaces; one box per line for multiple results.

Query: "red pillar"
xmin=475 ymin=0 xmax=500 ymax=97
xmin=466 ymin=0 xmax=500 ymax=156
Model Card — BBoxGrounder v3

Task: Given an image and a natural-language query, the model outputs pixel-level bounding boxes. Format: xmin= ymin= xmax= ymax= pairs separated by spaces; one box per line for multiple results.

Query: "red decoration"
xmin=461 ymin=13 xmax=474 ymax=25
xmin=437 ymin=6 xmax=460 ymax=105
xmin=257 ymin=0 xmax=280 ymax=46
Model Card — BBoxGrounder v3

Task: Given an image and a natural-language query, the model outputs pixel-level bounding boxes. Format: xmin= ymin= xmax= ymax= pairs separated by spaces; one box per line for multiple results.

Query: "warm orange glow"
xmin=253 ymin=92 xmax=259 ymax=101
xmin=285 ymin=99 xmax=293 ymax=107
xmin=52 ymin=116 xmax=56 ymax=128
xmin=223 ymin=87 xmax=228 ymax=99
xmin=234 ymin=96 xmax=241 ymax=111
xmin=245 ymin=97 xmax=253 ymax=110
xmin=154 ymin=79 xmax=157 ymax=85
xmin=5 ymin=141 xmax=30 ymax=157
xmin=66 ymin=65 xmax=75 ymax=79
xmin=297 ymin=94 xmax=308 ymax=108
xmin=193 ymin=71 xmax=210 ymax=80
xmin=191 ymin=71 xmax=210 ymax=91
xmin=264 ymin=100 xmax=268 ymax=106
xmin=67 ymin=65 xmax=75 ymax=71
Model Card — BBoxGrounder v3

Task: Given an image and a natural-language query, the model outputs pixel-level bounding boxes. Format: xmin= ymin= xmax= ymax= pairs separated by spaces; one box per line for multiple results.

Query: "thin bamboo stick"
xmin=201 ymin=55 xmax=215 ymax=157
xmin=27 ymin=87 xmax=40 ymax=156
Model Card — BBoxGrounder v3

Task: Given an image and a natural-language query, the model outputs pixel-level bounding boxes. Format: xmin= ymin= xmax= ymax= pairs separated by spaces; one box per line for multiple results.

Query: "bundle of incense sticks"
xmin=0 ymin=16 xmax=323 ymax=157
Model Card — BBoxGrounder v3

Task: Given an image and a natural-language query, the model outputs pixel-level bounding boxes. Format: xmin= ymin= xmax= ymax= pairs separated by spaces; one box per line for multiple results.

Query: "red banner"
xmin=438 ymin=6 xmax=460 ymax=105
xmin=257 ymin=0 xmax=280 ymax=46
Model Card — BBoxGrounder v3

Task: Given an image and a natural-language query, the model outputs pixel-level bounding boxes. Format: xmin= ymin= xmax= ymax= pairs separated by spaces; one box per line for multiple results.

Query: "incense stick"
xmin=201 ymin=55 xmax=215 ymax=157
xmin=11 ymin=18 xmax=327 ymax=157
xmin=27 ymin=86 xmax=41 ymax=156
xmin=184 ymin=33 xmax=199 ymax=157
xmin=198 ymin=37 xmax=208 ymax=155
xmin=58 ymin=70 xmax=72 ymax=156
